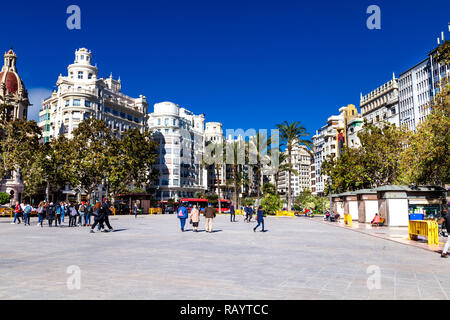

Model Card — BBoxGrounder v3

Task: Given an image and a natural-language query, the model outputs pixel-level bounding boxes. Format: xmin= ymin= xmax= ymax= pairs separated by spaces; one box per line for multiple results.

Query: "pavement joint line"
xmin=306 ymin=217 xmax=442 ymax=255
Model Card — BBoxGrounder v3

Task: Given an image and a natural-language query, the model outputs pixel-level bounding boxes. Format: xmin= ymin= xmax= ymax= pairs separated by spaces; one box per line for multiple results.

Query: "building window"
xmin=78 ymin=71 xmax=83 ymax=79
xmin=65 ymin=100 xmax=70 ymax=107
xmin=88 ymin=73 xmax=93 ymax=79
xmin=85 ymin=100 xmax=91 ymax=107
xmin=73 ymin=99 xmax=81 ymax=106
xmin=157 ymin=119 xmax=161 ymax=125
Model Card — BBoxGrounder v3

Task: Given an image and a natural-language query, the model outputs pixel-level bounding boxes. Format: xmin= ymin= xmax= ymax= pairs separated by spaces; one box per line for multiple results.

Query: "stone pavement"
xmin=316 ymin=217 xmax=447 ymax=253
xmin=0 ymin=214 xmax=449 ymax=300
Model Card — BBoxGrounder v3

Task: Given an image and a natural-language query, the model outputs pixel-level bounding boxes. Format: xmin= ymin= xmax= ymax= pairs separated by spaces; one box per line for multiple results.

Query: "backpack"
xmin=24 ymin=205 xmax=32 ymax=214
xmin=80 ymin=205 xmax=85 ymax=213
xmin=178 ymin=207 xmax=185 ymax=218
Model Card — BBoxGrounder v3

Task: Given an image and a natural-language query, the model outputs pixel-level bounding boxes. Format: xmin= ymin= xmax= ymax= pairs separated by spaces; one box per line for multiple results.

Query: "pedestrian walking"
xmin=100 ymin=199 xmax=114 ymax=232
xmin=133 ymin=203 xmax=139 ymax=218
xmin=12 ymin=201 xmax=22 ymax=224
xmin=86 ymin=203 xmax=92 ymax=226
xmin=440 ymin=208 xmax=450 ymax=258
xmin=69 ymin=203 xmax=77 ymax=227
xmin=46 ymin=202 xmax=55 ymax=227
xmin=37 ymin=201 xmax=45 ymax=227
xmin=55 ymin=202 xmax=61 ymax=227
xmin=189 ymin=205 xmax=200 ymax=232
xmin=230 ymin=203 xmax=236 ymax=222
xmin=90 ymin=202 xmax=103 ymax=233
xmin=23 ymin=202 xmax=32 ymax=226
xmin=244 ymin=205 xmax=249 ymax=222
xmin=177 ymin=203 xmax=188 ymax=232
xmin=248 ymin=206 xmax=254 ymax=222
xmin=204 ymin=203 xmax=216 ymax=233
xmin=79 ymin=202 xmax=86 ymax=226
xmin=253 ymin=206 xmax=266 ymax=232
xmin=60 ymin=202 xmax=66 ymax=224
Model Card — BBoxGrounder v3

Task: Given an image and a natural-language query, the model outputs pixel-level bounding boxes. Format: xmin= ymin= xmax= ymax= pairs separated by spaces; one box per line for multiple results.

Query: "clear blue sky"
xmin=1 ymin=0 xmax=449 ymax=139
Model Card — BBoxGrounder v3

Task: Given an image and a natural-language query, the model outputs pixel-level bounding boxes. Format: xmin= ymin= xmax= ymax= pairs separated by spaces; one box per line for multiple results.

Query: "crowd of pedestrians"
xmin=11 ymin=198 xmax=114 ymax=233
xmin=176 ymin=202 xmax=266 ymax=233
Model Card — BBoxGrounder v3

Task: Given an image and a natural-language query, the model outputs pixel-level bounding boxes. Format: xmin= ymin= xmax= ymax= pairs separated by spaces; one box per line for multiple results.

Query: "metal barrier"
xmin=408 ymin=220 xmax=439 ymax=245
xmin=149 ymin=208 xmax=162 ymax=215
xmin=276 ymin=211 xmax=295 ymax=218
xmin=344 ymin=213 xmax=352 ymax=226
xmin=0 ymin=208 xmax=13 ymax=218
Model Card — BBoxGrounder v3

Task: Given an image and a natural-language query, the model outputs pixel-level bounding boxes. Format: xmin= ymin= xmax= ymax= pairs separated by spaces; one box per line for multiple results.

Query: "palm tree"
xmin=276 ymin=121 xmax=311 ymax=211
xmin=227 ymin=140 xmax=247 ymax=209
xmin=249 ymin=132 xmax=271 ymax=207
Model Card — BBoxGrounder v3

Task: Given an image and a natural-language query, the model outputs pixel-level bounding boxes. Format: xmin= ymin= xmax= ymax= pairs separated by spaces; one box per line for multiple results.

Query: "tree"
xmin=276 ymin=121 xmax=311 ymax=211
xmin=261 ymin=194 xmax=281 ymax=214
xmin=400 ymin=80 xmax=450 ymax=186
xmin=262 ymin=182 xmax=276 ymax=196
xmin=0 ymin=192 xmax=10 ymax=205
xmin=108 ymin=128 xmax=159 ymax=196
xmin=321 ymin=121 xmax=411 ymax=193
xmin=71 ymin=118 xmax=113 ymax=202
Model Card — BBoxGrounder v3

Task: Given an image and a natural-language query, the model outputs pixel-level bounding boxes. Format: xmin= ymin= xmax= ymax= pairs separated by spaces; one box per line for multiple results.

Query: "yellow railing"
xmin=276 ymin=211 xmax=295 ymax=218
xmin=408 ymin=220 xmax=439 ymax=245
xmin=149 ymin=208 xmax=162 ymax=215
xmin=344 ymin=213 xmax=352 ymax=226
xmin=0 ymin=208 xmax=13 ymax=218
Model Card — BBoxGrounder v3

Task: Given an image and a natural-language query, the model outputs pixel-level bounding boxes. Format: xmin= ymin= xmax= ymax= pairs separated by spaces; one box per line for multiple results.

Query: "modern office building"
xmin=148 ymin=101 xmax=207 ymax=201
xmin=38 ymin=48 xmax=148 ymax=142
xmin=0 ymin=49 xmax=30 ymax=203
xmin=398 ymin=48 xmax=449 ymax=132
xmin=360 ymin=74 xmax=399 ymax=127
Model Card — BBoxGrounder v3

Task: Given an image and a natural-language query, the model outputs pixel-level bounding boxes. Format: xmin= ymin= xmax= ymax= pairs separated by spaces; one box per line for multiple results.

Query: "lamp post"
xmin=328 ymin=177 xmax=333 ymax=214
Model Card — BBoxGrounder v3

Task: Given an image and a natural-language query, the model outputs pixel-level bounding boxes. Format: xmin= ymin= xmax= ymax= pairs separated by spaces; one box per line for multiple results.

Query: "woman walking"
xmin=69 ymin=203 xmax=77 ymax=227
xmin=90 ymin=202 xmax=104 ymax=233
xmin=177 ymin=203 xmax=188 ymax=232
xmin=12 ymin=201 xmax=22 ymax=224
xmin=60 ymin=202 xmax=66 ymax=224
xmin=253 ymin=206 xmax=266 ymax=232
xmin=37 ymin=201 xmax=45 ymax=227
xmin=189 ymin=205 xmax=200 ymax=232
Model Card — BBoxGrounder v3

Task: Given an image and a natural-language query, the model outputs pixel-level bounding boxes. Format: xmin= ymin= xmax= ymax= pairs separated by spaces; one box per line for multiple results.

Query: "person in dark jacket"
xmin=230 ymin=203 xmax=236 ymax=222
xmin=90 ymin=202 xmax=103 ymax=233
xmin=100 ymin=199 xmax=114 ymax=232
xmin=441 ymin=207 xmax=450 ymax=258
xmin=46 ymin=203 xmax=56 ymax=227
xmin=204 ymin=203 xmax=216 ymax=233
xmin=253 ymin=206 xmax=265 ymax=232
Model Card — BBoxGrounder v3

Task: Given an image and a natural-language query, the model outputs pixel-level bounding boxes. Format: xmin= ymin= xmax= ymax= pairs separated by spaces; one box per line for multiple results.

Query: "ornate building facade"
xmin=0 ymin=49 xmax=31 ymax=203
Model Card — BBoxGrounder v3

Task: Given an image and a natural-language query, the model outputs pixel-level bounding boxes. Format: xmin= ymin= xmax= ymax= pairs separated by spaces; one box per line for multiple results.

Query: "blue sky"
xmin=2 ymin=0 xmax=449 ymax=138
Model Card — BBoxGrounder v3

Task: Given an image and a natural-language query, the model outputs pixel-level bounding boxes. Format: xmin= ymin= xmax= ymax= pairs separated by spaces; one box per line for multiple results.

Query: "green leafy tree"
xmin=261 ymin=194 xmax=281 ymax=214
xmin=262 ymin=182 xmax=276 ymax=196
xmin=399 ymin=80 xmax=450 ymax=186
xmin=0 ymin=192 xmax=10 ymax=205
xmin=108 ymin=128 xmax=159 ymax=196
xmin=71 ymin=118 xmax=113 ymax=202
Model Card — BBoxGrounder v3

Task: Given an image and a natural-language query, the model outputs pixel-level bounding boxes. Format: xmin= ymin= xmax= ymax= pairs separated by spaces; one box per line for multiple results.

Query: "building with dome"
xmin=0 ymin=49 xmax=31 ymax=203
xmin=38 ymin=48 xmax=148 ymax=143
xmin=147 ymin=102 xmax=207 ymax=200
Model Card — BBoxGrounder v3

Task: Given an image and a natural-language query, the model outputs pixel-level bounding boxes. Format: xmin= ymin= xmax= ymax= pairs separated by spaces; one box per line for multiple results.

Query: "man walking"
xmin=204 ymin=203 xmax=216 ymax=233
xmin=230 ymin=202 xmax=236 ymax=222
xmin=177 ymin=203 xmax=188 ymax=232
xmin=12 ymin=201 xmax=22 ymax=224
xmin=253 ymin=205 xmax=266 ymax=232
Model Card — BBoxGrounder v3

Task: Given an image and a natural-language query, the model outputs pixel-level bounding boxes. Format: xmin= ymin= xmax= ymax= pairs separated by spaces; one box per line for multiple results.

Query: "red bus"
xmin=179 ymin=198 xmax=231 ymax=213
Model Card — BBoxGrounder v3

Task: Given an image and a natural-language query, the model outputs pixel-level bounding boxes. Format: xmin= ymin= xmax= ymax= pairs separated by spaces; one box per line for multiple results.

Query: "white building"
xmin=0 ymin=49 xmax=30 ymax=203
xmin=38 ymin=48 xmax=148 ymax=142
xmin=277 ymin=145 xmax=312 ymax=198
xmin=148 ymin=102 xmax=207 ymax=201
xmin=360 ymin=74 xmax=399 ymax=127
xmin=398 ymin=49 xmax=449 ymax=132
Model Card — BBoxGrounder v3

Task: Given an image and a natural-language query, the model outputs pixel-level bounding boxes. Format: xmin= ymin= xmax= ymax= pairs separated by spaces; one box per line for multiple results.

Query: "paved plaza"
xmin=0 ymin=214 xmax=449 ymax=300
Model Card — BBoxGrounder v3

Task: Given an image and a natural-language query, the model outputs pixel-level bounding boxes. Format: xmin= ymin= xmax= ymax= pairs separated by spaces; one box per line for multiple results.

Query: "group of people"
xmin=11 ymin=199 xmax=114 ymax=233
xmin=177 ymin=202 xmax=266 ymax=233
